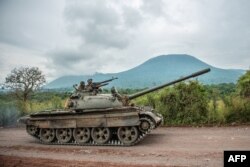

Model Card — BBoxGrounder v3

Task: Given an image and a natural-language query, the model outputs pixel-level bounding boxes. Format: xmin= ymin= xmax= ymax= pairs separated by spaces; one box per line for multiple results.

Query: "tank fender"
xmin=139 ymin=111 xmax=162 ymax=125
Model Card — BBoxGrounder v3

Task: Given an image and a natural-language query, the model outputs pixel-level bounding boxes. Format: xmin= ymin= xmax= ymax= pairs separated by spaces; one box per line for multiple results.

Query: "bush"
xmin=159 ymin=81 xmax=208 ymax=125
xmin=134 ymin=81 xmax=209 ymax=125
xmin=0 ymin=101 xmax=19 ymax=127
xmin=225 ymin=96 xmax=250 ymax=123
xmin=237 ymin=70 xmax=250 ymax=98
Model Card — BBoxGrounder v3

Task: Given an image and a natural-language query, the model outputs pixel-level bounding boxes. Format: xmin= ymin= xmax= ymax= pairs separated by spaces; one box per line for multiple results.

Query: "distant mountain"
xmin=45 ymin=54 xmax=245 ymax=89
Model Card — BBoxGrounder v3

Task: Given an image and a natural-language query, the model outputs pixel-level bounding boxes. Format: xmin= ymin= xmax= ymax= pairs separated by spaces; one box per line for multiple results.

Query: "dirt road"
xmin=0 ymin=126 xmax=249 ymax=167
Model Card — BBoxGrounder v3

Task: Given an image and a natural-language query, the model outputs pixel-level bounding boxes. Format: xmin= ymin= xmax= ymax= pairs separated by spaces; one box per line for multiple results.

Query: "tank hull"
xmin=18 ymin=107 xmax=163 ymax=146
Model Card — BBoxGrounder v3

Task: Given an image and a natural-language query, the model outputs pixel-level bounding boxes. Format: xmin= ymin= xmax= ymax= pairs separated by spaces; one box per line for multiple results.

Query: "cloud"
xmin=122 ymin=5 xmax=143 ymax=27
xmin=42 ymin=0 xmax=146 ymax=77
xmin=0 ymin=42 xmax=49 ymax=82
xmin=63 ymin=1 xmax=135 ymax=49
xmin=0 ymin=0 xmax=67 ymax=50
xmin=47 ymin=49 xmax=90 ymax=68
xmin=0 ymin=0 xmax=250 ymax=83
xmin=141 ymin=0 xmax=164 ymax=17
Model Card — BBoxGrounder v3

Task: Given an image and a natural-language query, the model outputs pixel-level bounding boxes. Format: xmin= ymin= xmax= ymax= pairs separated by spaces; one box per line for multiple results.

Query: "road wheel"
xmin=117 ymin=126 xmax=139 ymax=145
xmin=91 ymin=127 xmax=111 ymax=144
xmin=56 ymin=128 xmax=72 ymax=143
xmin=73 ymin=127 xmax=91 ymax=144
xmin=26 ymin=125 xmax=38 ymax=136
xmin=39 ymin=128 xmax=55 ymax=143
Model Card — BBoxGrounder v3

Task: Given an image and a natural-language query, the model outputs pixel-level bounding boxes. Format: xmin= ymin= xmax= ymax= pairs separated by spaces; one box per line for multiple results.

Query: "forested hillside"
xmin=45 ymin=54 xmax=245 ymax=89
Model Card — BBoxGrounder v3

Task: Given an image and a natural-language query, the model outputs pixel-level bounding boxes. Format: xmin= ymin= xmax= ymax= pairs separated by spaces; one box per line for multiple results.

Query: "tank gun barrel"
xmin=128 ymin=68 xmax=210 ymax=100
xmin=92 ymin=77 xmax=118 ymax=89
xmin=96 ymin=77 xmax=118 ymax=85
xmin=92 ymin=83 xmax=109 ymax=89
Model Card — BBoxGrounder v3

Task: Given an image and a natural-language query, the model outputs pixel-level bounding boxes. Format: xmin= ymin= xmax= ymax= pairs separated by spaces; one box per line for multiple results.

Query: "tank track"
xmin=26 ymin=118 xmax=154 ymax=147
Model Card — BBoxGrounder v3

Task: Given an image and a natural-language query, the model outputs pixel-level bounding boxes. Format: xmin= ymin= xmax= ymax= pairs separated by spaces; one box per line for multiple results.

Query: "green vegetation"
xmin=134 ymin=71 xmax=250 ymax=125
xmin=237 ymin=70 xmax=250 ymax=98
xmin=0 ymin=92 xmax=66 ymax=126
xmin=1 ymin=71 xmax=250 ymax=127
xmin=134 ymin=81 xmax=209 ymax=125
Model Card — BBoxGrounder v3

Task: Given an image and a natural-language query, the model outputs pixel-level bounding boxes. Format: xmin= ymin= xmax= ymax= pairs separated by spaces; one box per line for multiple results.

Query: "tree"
xmin=237 ymin=70 xmax=250 ymax=98
xmin=5 ymin=67 xmax=46 ymax=102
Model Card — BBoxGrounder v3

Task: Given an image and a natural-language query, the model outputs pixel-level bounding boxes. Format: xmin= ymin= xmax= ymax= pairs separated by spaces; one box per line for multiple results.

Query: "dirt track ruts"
xmin=0 ymin=126 xmax=249 ymax=167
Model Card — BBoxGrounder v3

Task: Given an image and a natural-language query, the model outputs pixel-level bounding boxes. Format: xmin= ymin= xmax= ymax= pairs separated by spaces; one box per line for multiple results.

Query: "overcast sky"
xmin=0 ymin=0 xmax=249 ymax=83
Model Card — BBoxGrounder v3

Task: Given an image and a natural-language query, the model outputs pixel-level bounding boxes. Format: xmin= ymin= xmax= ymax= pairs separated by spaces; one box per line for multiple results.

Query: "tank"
xmin=18 ymin=68 xmax=210 ymax=146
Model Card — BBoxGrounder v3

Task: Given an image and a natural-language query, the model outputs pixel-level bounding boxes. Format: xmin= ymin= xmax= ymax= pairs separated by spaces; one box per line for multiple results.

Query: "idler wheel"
xmin=39 ymin=128 xmax=56 ymax=143
xmin=117 ymin=126 xmax=139 ymax=145
xmin=73 ymin=128 xmax=91 ymax=144
xmin=139 ymin=117 xmax=153 ymax=132
xmin=56 ymin=128 xmax=72 ymax=143
xmin=26 ymin=125 xmax=38 ymax=136
xmin=91 ymin=127 xmax=111 ymax=144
